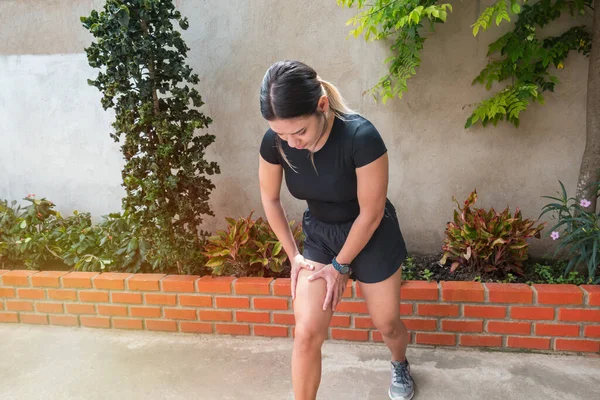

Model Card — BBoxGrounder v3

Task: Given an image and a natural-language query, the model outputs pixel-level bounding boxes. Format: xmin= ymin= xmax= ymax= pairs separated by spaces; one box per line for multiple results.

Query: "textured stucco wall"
xmin=0 ymin=0 xmax=590 ymax=256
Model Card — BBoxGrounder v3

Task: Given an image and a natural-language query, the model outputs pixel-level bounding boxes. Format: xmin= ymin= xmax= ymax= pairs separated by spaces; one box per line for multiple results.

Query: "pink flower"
xmin=551 ymin=231 xmax=560 ymax=240
xmin=580 ymin=199 xmax=591 ymax=208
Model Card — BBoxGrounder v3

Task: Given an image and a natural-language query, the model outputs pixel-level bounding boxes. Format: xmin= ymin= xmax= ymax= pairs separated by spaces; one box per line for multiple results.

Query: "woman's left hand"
xmin=308 ymin=264 xmax=349 ymax=311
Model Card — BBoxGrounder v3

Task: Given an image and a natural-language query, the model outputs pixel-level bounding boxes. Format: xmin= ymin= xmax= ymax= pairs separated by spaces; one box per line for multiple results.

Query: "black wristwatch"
xmin=332 ymin=257 xmax=351 ymax=274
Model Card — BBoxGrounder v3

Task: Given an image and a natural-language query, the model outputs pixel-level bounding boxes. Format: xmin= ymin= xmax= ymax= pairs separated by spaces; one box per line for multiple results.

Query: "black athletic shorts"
xmin=301 ymin=199 xmax=408 ymax=284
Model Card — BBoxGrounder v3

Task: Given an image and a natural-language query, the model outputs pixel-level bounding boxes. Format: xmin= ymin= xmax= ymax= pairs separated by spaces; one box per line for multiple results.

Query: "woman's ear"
xmin=318 ymin=95 xmax=329 ymax=113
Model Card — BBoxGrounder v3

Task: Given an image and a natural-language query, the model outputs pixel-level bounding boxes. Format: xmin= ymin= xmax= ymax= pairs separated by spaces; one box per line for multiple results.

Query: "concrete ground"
xmin=1 ymin=325 xmax=599 ymax=400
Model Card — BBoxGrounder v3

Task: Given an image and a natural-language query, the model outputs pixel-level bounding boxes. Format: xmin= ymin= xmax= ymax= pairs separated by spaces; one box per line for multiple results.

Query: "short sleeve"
xmin=259 ymin=130 xmax=280 ymax=165
xmin=352 ymin=121 xmax=387 ymax=168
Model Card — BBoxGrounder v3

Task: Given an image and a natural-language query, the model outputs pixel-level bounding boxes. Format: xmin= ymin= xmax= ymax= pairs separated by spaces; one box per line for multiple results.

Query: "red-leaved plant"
xmin=202 ymin=212 xmax=304 ymax=277
xmin=440 ymin=190 xmax=545 ymax=276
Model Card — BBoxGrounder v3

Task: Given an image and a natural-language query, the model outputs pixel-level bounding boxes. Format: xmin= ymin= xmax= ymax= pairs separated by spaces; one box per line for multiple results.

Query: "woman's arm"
xmin=258 ymin=155 xmax=300 ymax=260
xmin=335 ymin=152 xmax=389 ymax=265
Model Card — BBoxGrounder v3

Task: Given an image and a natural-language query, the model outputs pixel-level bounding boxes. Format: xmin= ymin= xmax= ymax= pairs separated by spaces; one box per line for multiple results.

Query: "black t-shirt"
xmin=259 ymin=114 xmax=387 ymax=223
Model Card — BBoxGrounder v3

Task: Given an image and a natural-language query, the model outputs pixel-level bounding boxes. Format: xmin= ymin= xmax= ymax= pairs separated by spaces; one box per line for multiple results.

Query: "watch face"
xmin=341 ymin=265 xmax=350 ymax=274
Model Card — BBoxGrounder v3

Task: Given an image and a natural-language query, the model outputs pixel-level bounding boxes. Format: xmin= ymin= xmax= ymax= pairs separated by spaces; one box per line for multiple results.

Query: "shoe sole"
xmin=388 ymin=387 xmax=415 ymax=400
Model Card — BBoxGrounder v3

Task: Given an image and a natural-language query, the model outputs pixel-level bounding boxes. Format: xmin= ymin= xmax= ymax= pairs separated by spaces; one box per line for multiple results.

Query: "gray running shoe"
xmin=389 ymin=359 xmax=415 ymax=400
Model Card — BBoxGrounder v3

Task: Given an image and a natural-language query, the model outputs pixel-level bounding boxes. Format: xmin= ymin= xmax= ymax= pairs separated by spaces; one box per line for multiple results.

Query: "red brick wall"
xmin=1 ymin=270 xmax=599 ymax=353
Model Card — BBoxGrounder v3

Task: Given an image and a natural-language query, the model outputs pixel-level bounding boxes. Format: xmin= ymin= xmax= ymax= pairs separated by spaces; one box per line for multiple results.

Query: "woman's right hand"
xmin=290 ymin=254 xmax=315 ymax=300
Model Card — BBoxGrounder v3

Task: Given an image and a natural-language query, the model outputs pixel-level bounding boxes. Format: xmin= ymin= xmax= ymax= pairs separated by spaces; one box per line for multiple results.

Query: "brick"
xmin=329 ymin=315 xmax=351 ymax=327
xmin=81 ymin=316 xmax=110 ymax=328
xmin=48 ymin=289 xmax=77 ymax=301
xmin=236 ymin=311 xmax=270 ymax=323
xmin=216 ymin=297 xmax=250 ymax=309
xmin=50 ymin=315 xmax=78 ymax=326
xmin=63 ymin=272 xmax=99 ymax=288
xmin=130 ymin=307 xmax=161 ymax=318
xmin=417 ymin=304 xmax=459 ymax=317
xmin=127 ymin=274 xmax=165 ymax=291
xmin=373 ymin=331 xmax=384 ymax=342
xmin=179 ymin=295 xmax=211 ymax=307
xmin=464 ymin=305 xmax=507 ymax=319
xmin=112 ymin=292 xmax=143 ymax=304
xmin=79 ymin=291 xmax=110 ymax=303
xmin=31 ymin=271 xmax=68 ymax=288
xmin=486 ymin=283 xmax=533 ymax=304
xmin=355 ymin=317 xmax=376 ymax=329
xmin=535 ymin=323 xmax=580 ymax=337
xmin=199 ymin=310 xmax=232 ymax=322
xmin=254 ymin=325 xmax=288 ymax=337
xmin=254 ymin=298 xmax=288 ymax=310
xmin=164 ymin=308 xmax=197 ymax=320
xmin=415 ymin=333 xmax=456 ymax=346
xmin=161 ymin=275 xmax=199 ymax=292
xmin=401 ymin=281 xmax=439 ymax=301
xmin=559 ymin=309 xmax=600 ymax=323
xmin=400 ymin=304 xmax=413 ymax=315
xmin=331 ymin=328 xmax=369 ymax=342
xmin=17 ymin=288 xmax=45 ymax=300
xmin=112 ymin=318 xmax=143 ymax=330
xmin=93 ymin=273 xmax=132 ymax=290
xmin=0 ymin=269 xmax=8 ymax=277
xmin=98 ymin=305 xmax=128 ymax=317
xmin=273 ymin=313 xmax=295 ymax=325
xmin=555 ymin=339 xmax=600 ymax=353
xmin=336 ymin=301 xmax=368 ymax=314
xmin=7 ymin=300 xmax=33 ymax=311
xmin=235 ymin=277 xmax=272 ymax=295
xmin=197 ymin=276 xmax=234 ymax=294
xmin=2 ymin=270 xmax=38 ymax=286
xmin=180 ymin=322 xmax=213 ymax=333
xmin=584 ymin=325 xmax=600 ymax=338
xmin=36 ymin=303 xmax=64 ymax=313
xmin=216 ymin=323 xmax=250 ymax=335
xmin=0 ymin=312 xmax=19 ymax=323
xmin=441 ymin=281 xmax=484 ymax=302
xmin=582 ymin=285 xmax=600 ymax=306
xmin=488 ymin=321 xmax=531 ymax=335
xmin=511 ymin=306 xmax=555 ymax=321
xmin=460 ymin=335 xmax=502 ymax=347
xmin=402 ymin=318 xmax=438 ymax=331
xmin=146 ymin=320 xmax=177 ymax=332
xmin=66 ymin=304 xmax=95 ymax=314
xmin=273 ymin=279 xmax=291 ymax=296
xmin=442 ymin=320 xmax=483 ymax=333
xmin=145 ymin=293 xmax=177 ymax=306
xmin=507 ymin=337 xmax=551 ymax=350
xmin=21 ymin=314 xmax=49 ymax=325
xmin=533 ymin=284 xmax=583 ymax=305
xmin=0 ymin=288 xmax=16 ymax=298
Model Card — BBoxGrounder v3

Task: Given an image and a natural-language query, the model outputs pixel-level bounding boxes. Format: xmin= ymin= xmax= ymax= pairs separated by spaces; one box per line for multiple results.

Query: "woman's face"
xmin=267 ymin=96 xmax=328 ymax=151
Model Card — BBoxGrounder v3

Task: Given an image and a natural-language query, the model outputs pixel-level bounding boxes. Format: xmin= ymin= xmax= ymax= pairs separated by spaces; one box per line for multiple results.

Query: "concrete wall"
xmin=0 ymin=0 xmax=590 ymax=256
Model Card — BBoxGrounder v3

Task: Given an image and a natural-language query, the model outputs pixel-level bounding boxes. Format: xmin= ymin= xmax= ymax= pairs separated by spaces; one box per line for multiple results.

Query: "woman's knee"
xmin=375 ymin=318 xmax=407 ymax=339
xmin=294 ymin=322 xmax=328 ymax=349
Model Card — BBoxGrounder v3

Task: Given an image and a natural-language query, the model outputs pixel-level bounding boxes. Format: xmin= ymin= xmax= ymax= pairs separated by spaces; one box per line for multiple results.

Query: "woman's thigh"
xmin=293 ymin=259 xmax=334 ymax=335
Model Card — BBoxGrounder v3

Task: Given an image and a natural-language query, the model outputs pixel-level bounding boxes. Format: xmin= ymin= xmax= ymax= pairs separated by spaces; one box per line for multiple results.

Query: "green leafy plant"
xmin=203 ymin=213 xmax=304 ymax=277
xmin=81 ymin=0 xmax=219 ymax=274
xmin=440 ymin=189 xmax=546 ymax=276
xmin=533 ymin=262 xmax=586 ymax=284
xmin=420 ymin=268 xmax=434 ymax=282
xmin=337 ymin=0 xmax=453 ymax=103
xmin=540 ymin=180 xmax=600 ymax=283
xmin=468 ymin=1 xmax=592 ymax=128
xmin=401 ymin=256 xmax=418 ymax=280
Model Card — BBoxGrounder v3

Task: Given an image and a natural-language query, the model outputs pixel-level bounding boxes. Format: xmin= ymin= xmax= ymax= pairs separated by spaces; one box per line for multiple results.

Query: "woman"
xmin=258 ymin=60 xmax=415 ymax=400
